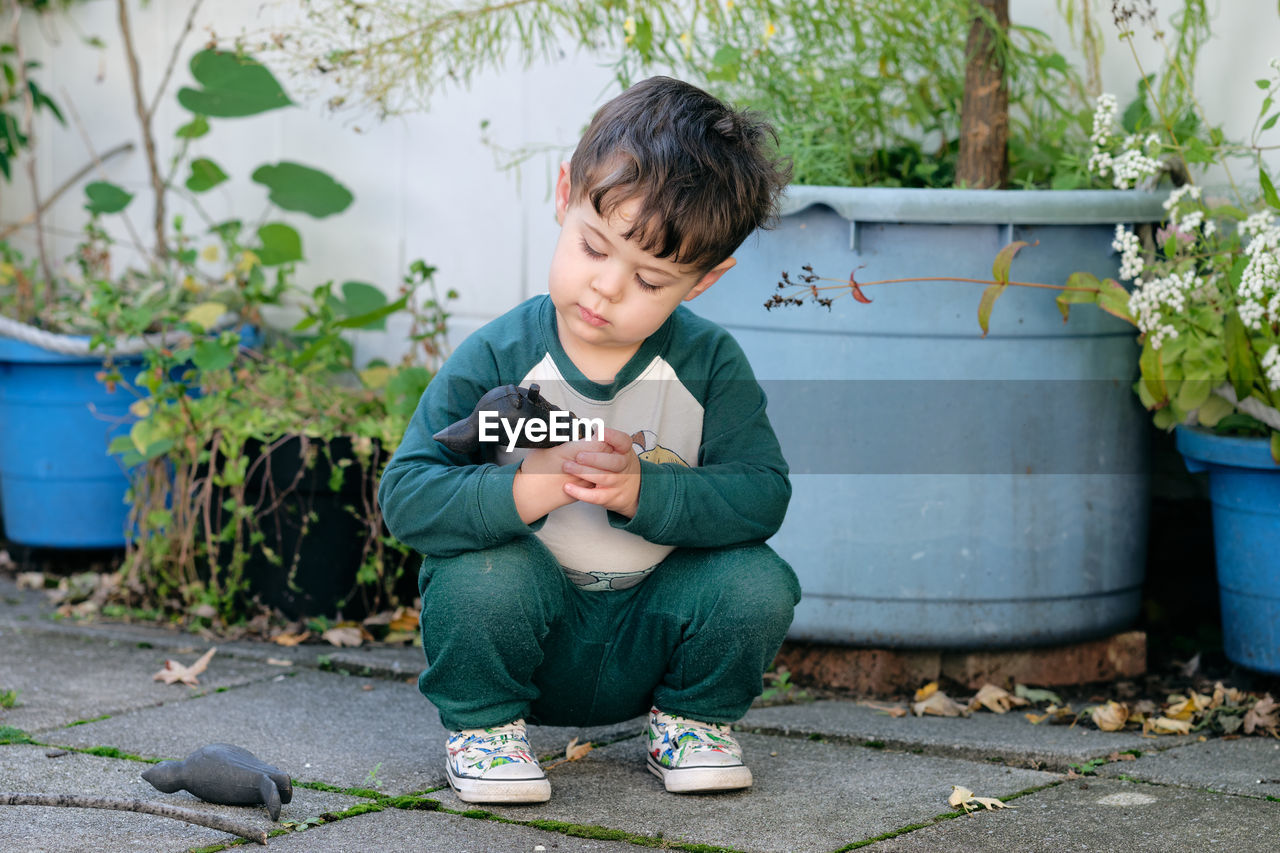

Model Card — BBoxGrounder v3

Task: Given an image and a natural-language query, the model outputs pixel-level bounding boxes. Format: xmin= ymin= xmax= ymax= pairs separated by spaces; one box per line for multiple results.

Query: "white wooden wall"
xmin=2 ymin=0 xmax=1278 ymax=363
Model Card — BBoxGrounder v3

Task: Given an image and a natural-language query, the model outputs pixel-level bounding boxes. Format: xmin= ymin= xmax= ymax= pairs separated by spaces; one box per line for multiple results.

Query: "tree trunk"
xmin=956 ymin=0 xmax=1009 ymax=189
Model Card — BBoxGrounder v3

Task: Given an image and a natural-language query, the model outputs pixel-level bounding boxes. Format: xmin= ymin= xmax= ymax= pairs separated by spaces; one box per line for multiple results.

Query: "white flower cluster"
xmin=1270 ymin=57 xmax=1280 ymax=79
xmin=1239 ymin=216 xmax=1280 ymax=331
xmin=1113 ymin=225 xmax=1144 ymax=280
xmin=1129 ymin=269 xmax=1198 ymax=349
xmin=1087 ymin=94 xmax=1162 ymax=189
xmin=1091 ymin=93 xmax=1118 ymax=146
xmin=1264 ymin=344 xmax=1280 ymax=391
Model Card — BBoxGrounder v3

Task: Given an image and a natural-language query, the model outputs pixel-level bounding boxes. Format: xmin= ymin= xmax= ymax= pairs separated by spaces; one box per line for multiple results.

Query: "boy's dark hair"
xmin=568 ymin=76 xmax=791 ymax=273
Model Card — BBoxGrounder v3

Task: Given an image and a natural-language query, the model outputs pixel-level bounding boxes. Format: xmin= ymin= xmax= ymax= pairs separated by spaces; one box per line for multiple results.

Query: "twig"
xmin=0 ymin=142 xmax=135 ymax=241
xmin=0 ymin=792 xmax=268 ymax=844
xmin=8 ymin=3 xmax=55 ymax=298
xmin=116 ymin=0 xmax=166 ymax=257
xmin=61 ymin=90 xmax=150 ymax=261
xmin=148 ymin=0 xmax=205 ymax=121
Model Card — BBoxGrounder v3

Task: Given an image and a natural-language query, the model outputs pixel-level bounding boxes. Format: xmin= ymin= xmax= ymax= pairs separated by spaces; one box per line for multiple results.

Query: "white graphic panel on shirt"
xmin=494 ymin=353 xmax=703 ymax=577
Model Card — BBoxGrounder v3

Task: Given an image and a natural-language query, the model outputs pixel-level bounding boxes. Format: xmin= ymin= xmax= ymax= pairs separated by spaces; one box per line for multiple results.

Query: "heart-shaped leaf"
xmin=84 ymin=181 xmax=133 ymax=214
xmin=255 ymin=223 xmax=303 ymax=266
xmin=252 ymin=162 xmax=353 ymax=218
xmin=185 ymin=157 xmax=228 ymax=193
xmin=177 ymin=50 xmax=292 ymax=118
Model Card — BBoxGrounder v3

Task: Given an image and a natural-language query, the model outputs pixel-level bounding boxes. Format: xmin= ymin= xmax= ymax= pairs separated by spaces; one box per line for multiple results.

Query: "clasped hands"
xmin=512 ymin=427 xmax=640 ymax=523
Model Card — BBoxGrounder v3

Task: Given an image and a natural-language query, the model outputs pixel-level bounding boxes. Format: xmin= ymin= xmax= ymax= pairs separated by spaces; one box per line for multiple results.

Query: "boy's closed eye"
xmin=578 ymin=236 xmax=664 ymax=293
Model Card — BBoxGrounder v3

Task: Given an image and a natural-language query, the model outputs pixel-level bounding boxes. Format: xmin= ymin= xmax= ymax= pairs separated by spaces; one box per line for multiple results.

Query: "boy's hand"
xmin=513 ymin=440 xmax=604 ymax=524
xmin=561 ymin=428 xmax=642 ymax=518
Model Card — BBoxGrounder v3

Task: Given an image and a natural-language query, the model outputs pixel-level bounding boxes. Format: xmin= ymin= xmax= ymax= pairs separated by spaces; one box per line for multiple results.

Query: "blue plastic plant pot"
xmin=0 ymin=336 xmax=141 ymax=547
xmin=1176 ymin=425 xmax=1280 ymax=675
xmin=0 ymin=324 xmax=261 ymax=549
xmin=692 ymin=186 xmax=1166 ymax=648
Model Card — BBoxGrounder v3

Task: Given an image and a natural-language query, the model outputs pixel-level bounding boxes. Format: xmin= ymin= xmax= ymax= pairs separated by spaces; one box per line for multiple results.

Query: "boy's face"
xmin=549 ymin=162 xmax=735 ymax=363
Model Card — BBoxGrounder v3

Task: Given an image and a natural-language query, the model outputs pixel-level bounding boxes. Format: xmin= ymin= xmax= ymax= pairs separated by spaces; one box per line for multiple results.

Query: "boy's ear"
xmin=554 ymin=161 xmax=572 ymax=225
xmin=684 ymin=257 xmax=736 ymax=302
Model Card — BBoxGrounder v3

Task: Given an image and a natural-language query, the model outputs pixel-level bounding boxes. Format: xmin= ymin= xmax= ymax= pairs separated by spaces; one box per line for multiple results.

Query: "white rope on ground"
xmin=0 ymin=313 xmax=240 ymax=357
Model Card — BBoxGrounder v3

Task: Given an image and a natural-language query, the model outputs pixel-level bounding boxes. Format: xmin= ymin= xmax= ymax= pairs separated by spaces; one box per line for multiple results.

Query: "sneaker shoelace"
xmin=448 ymin=720 xmax=538 ymax=772
xmin=650 ymin=708 xmax=743 ymax=764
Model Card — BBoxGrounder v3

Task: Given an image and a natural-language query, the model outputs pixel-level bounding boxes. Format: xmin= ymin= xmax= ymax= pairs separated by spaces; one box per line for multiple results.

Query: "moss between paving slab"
xmin=293 ymin=780 xmax=748 ymax=853
xmin=829 ymin=781 xmax=1061 ymax=852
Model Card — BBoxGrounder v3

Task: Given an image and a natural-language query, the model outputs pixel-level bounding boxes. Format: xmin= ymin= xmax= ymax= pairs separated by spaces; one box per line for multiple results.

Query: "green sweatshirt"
xmin=378 ymin=295 xmax=790 ymax=574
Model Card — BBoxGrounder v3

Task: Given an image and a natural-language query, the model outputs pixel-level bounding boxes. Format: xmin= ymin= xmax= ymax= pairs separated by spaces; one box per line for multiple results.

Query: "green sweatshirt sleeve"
xmin=377 ymin=312 xmax=542 ymax=558
xmin=611 ymin=322 xmax=790 ymax=547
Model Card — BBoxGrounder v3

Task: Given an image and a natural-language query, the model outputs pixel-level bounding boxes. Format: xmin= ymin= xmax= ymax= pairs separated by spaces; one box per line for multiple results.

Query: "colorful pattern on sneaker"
xmin=646 ymin=707 xmax=752 ymax=793
xmin=445 ymin=719 xmax=551 ymax=803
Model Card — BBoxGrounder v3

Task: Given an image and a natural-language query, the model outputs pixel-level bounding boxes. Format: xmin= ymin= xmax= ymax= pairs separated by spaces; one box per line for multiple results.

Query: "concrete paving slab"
xmin=1098 ymin=737 xmax=1280 ymax=798
xmin=431 ymin=731 xmax=1057 ymax=853
xmin=0 ymin=624 xmax=288 ymax=734
xmin=0 ymin=743 xmax=364 ymax=853
xmin=267 ymin=806 xmax=647 ymax=852
xmin=744 ymin=701 xmax=1152 ymax=770
xmin=871 ymin=777 xmax=1280 ymax=853
xmin=44 ymin=669 xmax=643 ymax=796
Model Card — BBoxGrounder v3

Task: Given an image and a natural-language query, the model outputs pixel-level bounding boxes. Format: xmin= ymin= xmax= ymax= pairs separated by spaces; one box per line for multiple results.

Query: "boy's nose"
xmin=591 ymin=267 xmax=626 ymax=301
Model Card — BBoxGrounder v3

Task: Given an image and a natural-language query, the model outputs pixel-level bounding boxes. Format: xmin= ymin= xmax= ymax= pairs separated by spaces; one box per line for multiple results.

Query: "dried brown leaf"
xmin=970 ymin=684 xmax=1030 ymax=714
xmin=152 ymin=647 xmax=217 ymax=687
xmin=1090 ymin=701 xmax=1130 ymax=732
xmin=388 ymin=607 xmax=419 ymax=633
xmin=265 ymin=658 xmax=293 ymax=667
xmin=1144 ymin=716 xmax=1192 ymax=736
xmin=1244 ymin=695 xmax=1278 ymax=735
xmin=861 ymin=701 xmax=909 ymax=718
xmin=272 ymin=630 xmax=311 ymax=647
xmin=322 ymin=626 xmax=364 ymax=647
xmin=565 ymin=737 xmax=594 ymax=761
xmin=948 ymin=785 xmax=1012 ymax=815
xmin=15 ymin=571 xmax=44 ymax=590
xmin=913 ymin=690 xmax=969 ymax=718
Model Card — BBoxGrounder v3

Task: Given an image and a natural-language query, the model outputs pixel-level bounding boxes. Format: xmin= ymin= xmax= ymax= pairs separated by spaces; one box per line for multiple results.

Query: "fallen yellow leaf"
xmin=272 ymin=630 xmax=310 ymax=647
xmin=970 ymin=684 xmax=1030 ymax=714
xmin=861 ymin=701 xmax=909 ymax=718
xmin=152 ymin=647 xmax=217 ymax=687
xmin=1090 ymin=701 xmax=1130 ymax=732
xmin=914 ymin=681 xmax=939 ymax=703
xmin=1165 ymin=691 xmax=1210 ymax=721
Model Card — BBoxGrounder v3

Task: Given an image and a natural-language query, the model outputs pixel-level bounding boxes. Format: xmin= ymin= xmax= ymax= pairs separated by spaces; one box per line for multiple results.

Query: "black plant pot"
xmin=212 ymin=435 xmax=415 ymax=620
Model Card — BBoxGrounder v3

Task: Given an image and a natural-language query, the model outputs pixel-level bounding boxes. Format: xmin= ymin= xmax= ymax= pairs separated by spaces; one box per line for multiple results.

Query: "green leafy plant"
xmin=263 ymin=0 xmax=1101 ymax=189
xmin=3 ymin=0 xmax=451 ymax=627
xmin=0 ymin=688 xmax=19 ymax=709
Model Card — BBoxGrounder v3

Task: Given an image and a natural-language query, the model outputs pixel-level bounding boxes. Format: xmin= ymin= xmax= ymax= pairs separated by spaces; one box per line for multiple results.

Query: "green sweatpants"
xmin=417 ymin=536 xmax=801 ymax=731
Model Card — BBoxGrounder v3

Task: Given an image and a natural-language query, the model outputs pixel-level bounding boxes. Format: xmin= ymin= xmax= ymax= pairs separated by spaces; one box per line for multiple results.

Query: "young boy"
xmin=378 ymin=76 xmax=800 ymax=804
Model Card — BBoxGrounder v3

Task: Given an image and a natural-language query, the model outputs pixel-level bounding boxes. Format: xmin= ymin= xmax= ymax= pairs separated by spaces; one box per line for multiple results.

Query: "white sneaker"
xmin=645 ymin=706 xmax=753 ymax=793
xmin=444 ymin=719 xmax=551 ymax=803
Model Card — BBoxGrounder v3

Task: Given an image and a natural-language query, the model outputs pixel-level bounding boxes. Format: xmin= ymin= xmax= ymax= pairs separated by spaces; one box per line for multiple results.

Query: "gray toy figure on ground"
xmin=142 ymin=743 xmax=293 ymax=821
xmin=434 ymin=383 xmax=590 ymax=453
